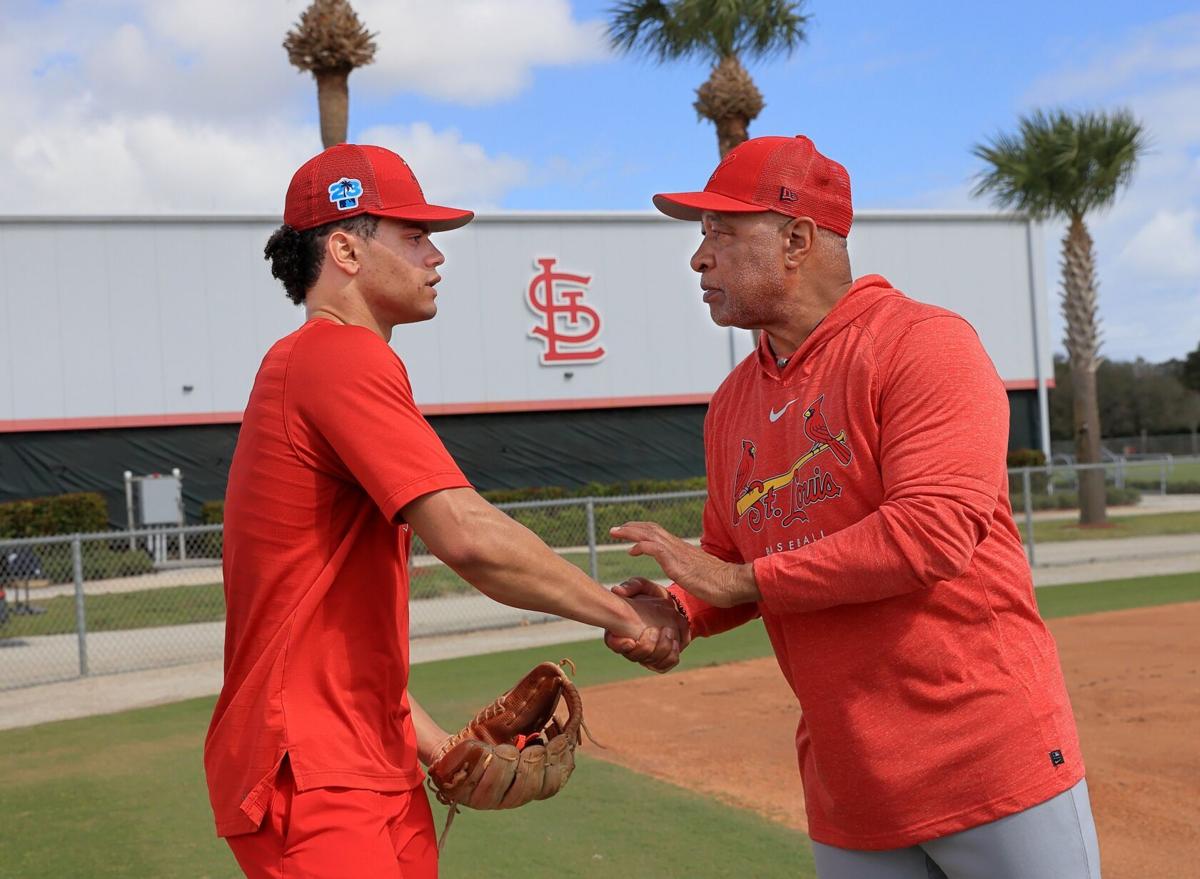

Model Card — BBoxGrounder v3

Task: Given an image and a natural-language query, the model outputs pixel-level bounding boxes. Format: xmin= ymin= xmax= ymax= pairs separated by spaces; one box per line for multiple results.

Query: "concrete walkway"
xmin=1 ymin=533 xmax=1196 ymax=732
xmin=1025 ymin=492 xmax=1200 ymax=521
xmin=0 ymin=618 xmax=599 ymax=732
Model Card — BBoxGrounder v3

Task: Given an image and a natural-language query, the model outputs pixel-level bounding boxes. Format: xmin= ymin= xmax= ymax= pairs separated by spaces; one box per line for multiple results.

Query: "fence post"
xmin=72 ymin=536 xmax=89 ymax=677
xmin=1022 ymin=468 xmax=1036 ymax=567
xmin=585 ymin=498 xmax=599 ymax=582
xmin=1160 ymin=458 xmax=1168 ymax=496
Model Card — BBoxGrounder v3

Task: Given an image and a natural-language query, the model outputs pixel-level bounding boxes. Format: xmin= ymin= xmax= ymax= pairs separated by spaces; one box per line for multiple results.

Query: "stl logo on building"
xmin=526 ymin=257 xmax=606 ymax=365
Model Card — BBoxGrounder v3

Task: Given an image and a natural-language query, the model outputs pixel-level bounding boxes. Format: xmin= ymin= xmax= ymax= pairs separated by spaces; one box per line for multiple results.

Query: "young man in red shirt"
xmin=608 ymin=135 xmax=1102 ymax=878
xmin=205 ymin=144 xmax=683 ymax=879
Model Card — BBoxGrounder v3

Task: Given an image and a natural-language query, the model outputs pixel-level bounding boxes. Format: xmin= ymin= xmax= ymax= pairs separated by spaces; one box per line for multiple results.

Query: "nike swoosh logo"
xmin=769 ymin=398 xmax=800 ymax=422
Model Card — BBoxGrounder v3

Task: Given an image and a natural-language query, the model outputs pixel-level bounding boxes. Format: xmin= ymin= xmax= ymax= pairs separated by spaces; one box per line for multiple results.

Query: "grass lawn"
xmin=1 ymin=572 xmax=1198 ymax=878
xmin=0 ymin=581 xmax=227 ymax=638
xmin=0 ymin=621 xmax=789 ymax=879
xmin=1166 ymin=459 xmax=1200 ymax=482
xmin=1034 ymin=571 xmax=1200 ymax=618
xmin=1016 ymin=510 xmax=1200 ymax=542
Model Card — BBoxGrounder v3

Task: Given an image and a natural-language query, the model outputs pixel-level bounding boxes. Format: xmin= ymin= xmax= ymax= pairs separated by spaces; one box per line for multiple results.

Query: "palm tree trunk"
xmin=715 ymin=115 xmax=752 ymax=159
xmin=314 ymin=68 xmax=350 ymax=148
xmin=1061 ymin=216 xmax=1107 ymax=525
xmin=694 ymin=56 xmax=764 ymax=159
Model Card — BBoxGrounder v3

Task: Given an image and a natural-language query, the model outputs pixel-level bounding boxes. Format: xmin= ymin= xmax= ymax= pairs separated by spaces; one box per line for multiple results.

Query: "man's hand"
xmin=604 ymin=577 xmax=691 ymax=673
xmin=609 ymin=521 xmax=760 ymax=609
xmin=610 ymin=586 xmax=687 ymax=673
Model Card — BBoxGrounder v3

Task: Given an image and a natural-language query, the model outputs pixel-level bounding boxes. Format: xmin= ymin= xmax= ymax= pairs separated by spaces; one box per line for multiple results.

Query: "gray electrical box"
xmin=136 ymin=474 xmax=182 ymax=526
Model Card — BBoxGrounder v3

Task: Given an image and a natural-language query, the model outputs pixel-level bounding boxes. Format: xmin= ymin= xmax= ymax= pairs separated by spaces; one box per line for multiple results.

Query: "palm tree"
xmin=284 ymin=0 xmax=377 ymax=149
xmin=608 ymin=1 xmax=810 ymax=157
xmin=973 ymin=109 xmax=1145 ymax=526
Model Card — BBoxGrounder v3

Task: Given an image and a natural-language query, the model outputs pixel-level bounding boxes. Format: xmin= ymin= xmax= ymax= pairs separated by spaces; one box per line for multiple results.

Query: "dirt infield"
xmin=583 ymin=602 xmax=1200 ymax=879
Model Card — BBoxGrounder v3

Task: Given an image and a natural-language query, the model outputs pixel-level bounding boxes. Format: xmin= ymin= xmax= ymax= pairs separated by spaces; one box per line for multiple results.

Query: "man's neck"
xmin=763 ymin=278 xmax=853 ymax=359
xmin=305 ymin=296 xmax=391 ymax=342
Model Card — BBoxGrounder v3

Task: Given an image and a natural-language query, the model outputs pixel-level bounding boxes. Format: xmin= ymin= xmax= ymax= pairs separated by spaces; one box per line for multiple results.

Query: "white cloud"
xmin=355 ymin=0 xmax=610 ymax=104
xmin=358 ymin=123 xmax=528 ymax=209
xmin=1121 ymin=209 xmax=1200 ymax=278
xmin=1026 ymin=12 xmax=1200 ymax=105
xmin=8 ymin=114 xmax=313 ymax=213
xmin=1009 ymin=12 xmax=1200 ymax=362
xmin=0 ymin=0 xmax=596 ymax=214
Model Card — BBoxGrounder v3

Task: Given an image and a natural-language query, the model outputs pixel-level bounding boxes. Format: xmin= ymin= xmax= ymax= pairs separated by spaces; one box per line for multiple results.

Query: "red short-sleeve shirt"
xmin=204 ymin=319 xmax=470 ymax=837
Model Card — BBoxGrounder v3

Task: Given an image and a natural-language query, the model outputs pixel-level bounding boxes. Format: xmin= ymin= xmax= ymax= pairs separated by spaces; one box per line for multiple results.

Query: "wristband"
xmin=667 ymin=590 xmax=691 ymax=630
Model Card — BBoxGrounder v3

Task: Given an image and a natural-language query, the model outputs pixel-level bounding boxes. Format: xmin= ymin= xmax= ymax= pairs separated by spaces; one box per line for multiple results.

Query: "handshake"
xmin=601 ymin=519 xmax=761 ymax=673
xmin=603 ymin=576 xmax=691 ymax=674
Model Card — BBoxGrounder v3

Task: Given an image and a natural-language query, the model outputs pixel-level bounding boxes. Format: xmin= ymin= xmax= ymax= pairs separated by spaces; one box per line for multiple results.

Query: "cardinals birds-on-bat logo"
xmin=732 ymin=394 xmax=852 ymax=532
xmin=802 ymin=395 xmax=852 ymax=466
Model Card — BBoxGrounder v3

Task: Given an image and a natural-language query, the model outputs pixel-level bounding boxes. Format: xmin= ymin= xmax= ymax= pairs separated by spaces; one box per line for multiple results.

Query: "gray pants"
xmin=811 ymin=778 xmax=1101 ymax=879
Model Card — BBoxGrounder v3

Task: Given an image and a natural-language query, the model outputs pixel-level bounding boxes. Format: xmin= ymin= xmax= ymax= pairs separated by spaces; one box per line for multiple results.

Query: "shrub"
xmin=201 ymin=501 xmax=225 ymax=524
xmin=1010 ymin=486 xmax=1142 ymax=512
xmin=1127 ymin=480 xmax=1200 ymax=494
xmin=0 ymin=493 xmax=109 ymax=538
xmin=481 ymin=476 xmax=707 ymax=505
xmin=1006 ymin=449 xmax=1050 ymax=493
xmin=40 ymin=543 xmax=154 ymax=583
xmin=1006 ymin=448 xmax=1047 ymax=468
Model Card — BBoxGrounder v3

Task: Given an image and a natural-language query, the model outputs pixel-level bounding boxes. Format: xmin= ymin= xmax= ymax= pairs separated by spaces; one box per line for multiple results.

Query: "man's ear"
xmin=326 ymin=229 xmax=362 ymax=276
xmin=782 ymin=217 xmax=818 ymax=268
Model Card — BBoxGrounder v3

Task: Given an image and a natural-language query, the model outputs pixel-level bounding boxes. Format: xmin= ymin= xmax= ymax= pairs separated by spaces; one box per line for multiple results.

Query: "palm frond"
xmin=607 ymin=0 xmax=808 ymax=63
xmin=284 ymin=0 xmax=377 ymax=73
xmin=971 ymin=108 xmax=1146 ymax=221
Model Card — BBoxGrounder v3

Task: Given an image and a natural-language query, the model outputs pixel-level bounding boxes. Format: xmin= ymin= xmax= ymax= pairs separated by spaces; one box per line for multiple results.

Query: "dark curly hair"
xmin=263 ymin=214 xmax=380 ymax=305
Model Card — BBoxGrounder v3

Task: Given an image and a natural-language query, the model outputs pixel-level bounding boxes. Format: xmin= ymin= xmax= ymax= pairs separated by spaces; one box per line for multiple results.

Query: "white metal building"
xmin=0 ymin=212 xmax=1051 ymax=520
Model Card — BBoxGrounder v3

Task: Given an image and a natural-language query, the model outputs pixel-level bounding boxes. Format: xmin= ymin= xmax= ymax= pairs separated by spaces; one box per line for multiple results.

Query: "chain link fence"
xmin=0 ymin=493 xmax=706 ymax=690
xmin=1051 ymin=431 xmax=1200 ymax=458
xmin=3 ymin=466 xmax=1196 ymax=691
xmin=1007 ymin=455 xmax=1200 ymax=565
xmin=1 ymin=525 xmax=224 ymax=690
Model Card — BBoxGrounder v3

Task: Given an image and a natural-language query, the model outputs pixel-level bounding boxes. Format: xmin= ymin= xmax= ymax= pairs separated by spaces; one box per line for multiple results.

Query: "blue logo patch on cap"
xmin=328 ymin=178 xmax=364 ymax=211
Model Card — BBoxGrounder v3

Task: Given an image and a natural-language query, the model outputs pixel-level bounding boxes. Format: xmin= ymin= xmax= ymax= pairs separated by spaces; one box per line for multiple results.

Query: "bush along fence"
xmin=2 ymin=458 xmax=1195 ymax=690
xmin=0 ymin=492 xmax=109 ymax=539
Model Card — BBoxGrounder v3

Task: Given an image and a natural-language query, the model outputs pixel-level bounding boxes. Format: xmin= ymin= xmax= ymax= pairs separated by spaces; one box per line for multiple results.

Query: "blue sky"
xmin=3 ymin=0 xmax=1198 ymax=362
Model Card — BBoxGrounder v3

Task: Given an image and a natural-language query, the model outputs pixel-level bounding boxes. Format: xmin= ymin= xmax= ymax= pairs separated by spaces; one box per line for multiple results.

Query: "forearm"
xmin=407 ymin=489 xmax=644 ymax=638
xmin=754 ymin=487 xmax=996 ymax=614
xmin=409 ymin=695 xmax=451 ymax=766
xmin=453 ymin=510 xmax=643 ymax=635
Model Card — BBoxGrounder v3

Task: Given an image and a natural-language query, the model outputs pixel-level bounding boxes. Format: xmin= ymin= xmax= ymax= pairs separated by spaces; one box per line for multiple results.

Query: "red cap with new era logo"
xmin=653 ymin=135 xmax=853 ymax=237
xmin=283 ymin=143 xmax=474 ymax=233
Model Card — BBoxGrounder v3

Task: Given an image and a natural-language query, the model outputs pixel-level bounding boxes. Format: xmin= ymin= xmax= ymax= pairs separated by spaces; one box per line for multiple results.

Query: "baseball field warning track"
xmin=583 ymin=601 xmax=1200 ymax=879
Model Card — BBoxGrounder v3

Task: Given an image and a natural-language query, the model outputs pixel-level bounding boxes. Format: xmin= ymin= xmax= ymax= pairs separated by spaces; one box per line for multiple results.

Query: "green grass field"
xmin=1 ymin=572 xmax=1198 ymax=878
xmin=1015 ymin=510 xmax=1200 ymax=542
xmin=5 ymin=509 xmax=1199 ymax=638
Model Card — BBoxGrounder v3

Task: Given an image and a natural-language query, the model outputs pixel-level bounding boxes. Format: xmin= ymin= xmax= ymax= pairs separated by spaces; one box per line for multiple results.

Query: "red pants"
xmin=226 ymin=760 xmax=438 ymax=878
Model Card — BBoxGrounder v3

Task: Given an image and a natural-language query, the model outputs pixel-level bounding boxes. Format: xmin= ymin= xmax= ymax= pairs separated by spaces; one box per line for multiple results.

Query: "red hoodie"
xmin=672 ymin=275 xmax=1083 ymax=850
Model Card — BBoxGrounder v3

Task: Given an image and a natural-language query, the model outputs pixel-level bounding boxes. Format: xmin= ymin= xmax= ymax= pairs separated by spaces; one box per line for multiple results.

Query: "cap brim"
xmin=652 ymin=191 xmax=767 ymax=221
xmin=374 ymin=202 xmax=475 ymax=232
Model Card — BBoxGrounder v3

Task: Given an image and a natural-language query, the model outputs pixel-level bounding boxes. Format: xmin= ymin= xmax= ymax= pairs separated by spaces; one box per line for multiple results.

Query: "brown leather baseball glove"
xmin=426 ymin=659 xmax=585 ymax=848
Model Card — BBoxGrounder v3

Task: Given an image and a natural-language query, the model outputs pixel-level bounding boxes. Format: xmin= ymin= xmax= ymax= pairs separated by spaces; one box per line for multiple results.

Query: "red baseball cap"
xmin=283 ymin=143 xmax=474 ymax=233
xmin=653 ymin=135 xmax=853 ymax=237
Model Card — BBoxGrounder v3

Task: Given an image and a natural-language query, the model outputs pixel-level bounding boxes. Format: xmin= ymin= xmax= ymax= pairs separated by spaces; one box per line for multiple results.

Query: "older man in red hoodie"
xmin=606 ymin=136 xmax=1101 ymax=879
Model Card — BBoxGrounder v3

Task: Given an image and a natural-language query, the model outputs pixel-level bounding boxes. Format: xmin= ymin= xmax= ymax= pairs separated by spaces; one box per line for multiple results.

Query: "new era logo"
xmin=779 ymin=186 xmax=799 ymax=203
